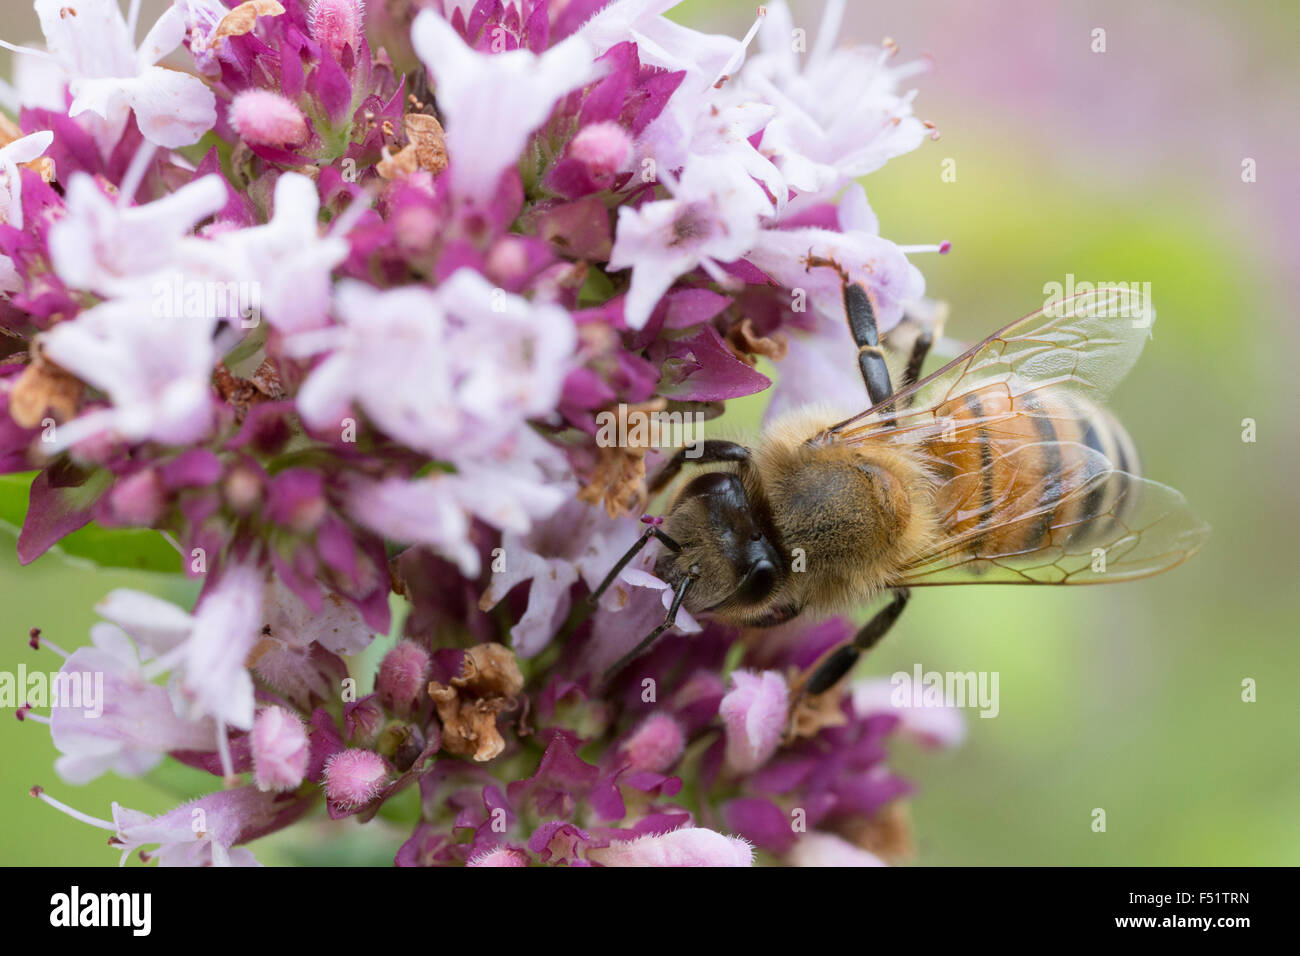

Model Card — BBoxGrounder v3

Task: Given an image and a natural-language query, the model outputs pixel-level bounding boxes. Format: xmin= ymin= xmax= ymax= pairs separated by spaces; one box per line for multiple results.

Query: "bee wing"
xmin=823 ymin=287 xmax=1207 ymax=585
xmin=896 ymin=442 xmax=1210 ymax=585
xmin=827 ymin=286 xmax=1155 ymax=445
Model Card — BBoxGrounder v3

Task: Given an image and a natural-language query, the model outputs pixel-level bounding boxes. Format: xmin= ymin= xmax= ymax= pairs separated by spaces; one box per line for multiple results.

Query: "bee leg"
xmin=802 ymin=589 xmax=911 ymax=696
xmin=899 ymin=328 xmax=934 ymax=396
xmin=588 ymin=522 xmax=682 ymax=606
xmin=842 ymin=282 xmax=897 ymax=412
xmin=601 ymin=567 xmax=699 ymax=683
xmin=649 ymin=440 xmax=750 ymax=496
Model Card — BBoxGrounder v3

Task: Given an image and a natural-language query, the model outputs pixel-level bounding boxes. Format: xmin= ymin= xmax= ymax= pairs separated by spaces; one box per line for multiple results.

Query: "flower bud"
xmin=345 ymin=695 xmax=385 ymax=745
xmin=267 ymin=468 xmax=326 ymax=532
xmin=377 ymin=720 xmax=425 ymax=772
xmin=587 ymin=828 xmax=753 ymax=867
xmin=568 ymin=121 xmax=632 ymax=181
xmin=719 ymin=669 xmax=788 ymax=773
xmin=222 ymin=464 xmax=264 ymax=515
xmin=229 ymin=89 xmax=310 ymax=149
xmin=105 ymin=469 xmax=164 ymax=526
xmin=310 ymin=0 xmax=366 ymax=61
xmin=377 ymin=639 xmax=432 ymax=714
xmin=323 ymin=749 xmax=389 ymax=810
xmin=467 ymin=846 xmax=530 ymax=867
xmin=251 ymin=706 xmax=310 ymax=792
xmin=621 ymin=713 xmax=685 ymax=773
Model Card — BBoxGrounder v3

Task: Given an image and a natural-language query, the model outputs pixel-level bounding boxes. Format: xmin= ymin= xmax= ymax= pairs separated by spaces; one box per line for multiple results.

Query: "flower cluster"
xmin=5 ymin=0 xmax=956 ymax=866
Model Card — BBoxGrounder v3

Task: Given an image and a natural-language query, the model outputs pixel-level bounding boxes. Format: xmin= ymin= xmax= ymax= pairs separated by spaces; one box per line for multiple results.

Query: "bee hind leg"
xmin=801 ymin=588 xmax=911 ymax=696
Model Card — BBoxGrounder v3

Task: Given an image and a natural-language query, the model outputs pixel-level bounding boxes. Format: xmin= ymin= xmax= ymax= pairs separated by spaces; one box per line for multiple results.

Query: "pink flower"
xmin=587 ymin=828 xmax=753 ymax=867
xmin=251 ymin=706 xmax=310 ymax=792
xmin=229 ymin=89 xmax=310 ymax=149
xmin=568 ymin=121 xmax=633 ymax=180
xmin=467 ymin=846 xmax=530 ymax=867
xmin=33 ymin=784 xmax=314 ymax=866
xmin=609 ymin=154 xmax=773 ymax=329
xmin=92 ymin=565 xmax=266 ymax=730
xmin=377 ymin=640 xmax=432 ymax=715
xmin=310 ymin=0 xmax=366 ymax=61
xmin=719 ymin=669 xmax=789 ymax=773
xmin=39 ymin=293 xmax=220 ymax=449
xmin=324 ymin=749 xmax=389 ymax=811
xmin=208 ymin=172 xmax=350 ymax=333
xmin=621 ymin=713 xmax=686 ymax=773
xmin=48 ymin=172 xmax=228 ymax=298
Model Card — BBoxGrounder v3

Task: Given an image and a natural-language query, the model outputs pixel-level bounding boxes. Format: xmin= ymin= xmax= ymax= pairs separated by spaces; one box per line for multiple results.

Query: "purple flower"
xmin=8 ymin=0 xmax=959 ymax=869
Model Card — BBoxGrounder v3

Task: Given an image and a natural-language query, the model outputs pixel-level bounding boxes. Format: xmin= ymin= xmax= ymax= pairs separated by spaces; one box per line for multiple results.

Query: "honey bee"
xmin=591 ymin=271 xmax=1209 ymax=691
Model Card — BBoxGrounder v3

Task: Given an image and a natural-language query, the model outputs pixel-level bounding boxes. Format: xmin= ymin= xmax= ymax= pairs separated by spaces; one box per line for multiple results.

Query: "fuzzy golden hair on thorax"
xmin=748 ymin=406 xmax=940 ymax=616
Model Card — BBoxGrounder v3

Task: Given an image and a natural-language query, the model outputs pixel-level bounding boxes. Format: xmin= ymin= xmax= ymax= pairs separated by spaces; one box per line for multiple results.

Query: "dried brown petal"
xmin=8 ymin=356 xmax=81 ymax=428
xmin=577 ymin=398 xmax=667 ymax=517
xmin=214 ymin=0 xmax=285 ymax=42
xmin=427 ymin=643 xmax=524 ymax=762
xmin=453 ymin=643 xmax=525 ymax=699
xmin=835 ymin=801 xmax=915 ymax=865
xmin=376 ymin=144 xmax=418 ymax=180
xmin=783 ymin=658 xmax=854 ymax=742
xmin=727 ymin=317 xmax=788 ymax=365
xmin=404 ymin=113 xmax=447 ymax=174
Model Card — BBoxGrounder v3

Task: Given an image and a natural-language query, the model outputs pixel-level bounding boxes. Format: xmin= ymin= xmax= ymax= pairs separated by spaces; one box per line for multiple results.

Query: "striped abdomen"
xmin=925 ymin=383 xmax=1141 ymax=559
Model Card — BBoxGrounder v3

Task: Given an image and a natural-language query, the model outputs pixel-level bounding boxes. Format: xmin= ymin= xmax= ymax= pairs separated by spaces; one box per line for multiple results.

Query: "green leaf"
xmin=0 ymin=472 xmax=182 ymax=573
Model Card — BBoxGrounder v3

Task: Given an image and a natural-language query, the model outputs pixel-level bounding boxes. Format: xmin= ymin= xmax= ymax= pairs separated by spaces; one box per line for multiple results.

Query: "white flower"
xmin=48 ymin=622 xmax=217 ymax=785
xmin=92 ymin=567 xmax=265 ymax=730
xmin=577 ymin=0 xmax=737 ymax=77
xmin=608 ymin=154 xmax=773 ymax=329
xmin=746 ymin=182 xmax=925 ymax=332
xmin=788 ymin=832 xmax=887 ymax=867
xmin=22 ymin=0 xmax=216 ymax=152
xmin=0 ymin=129 xmax=53 ymax=290
xmin=205 ymin=172 xmax=349 ymax=334
xmin=739 ymin=0 xmax=928 ymax=202
xmin=48 ymin=171 xmax=228 ymax=297
xmin=0 ymin=130 xmax=53 ymax=230
xmin=411 ymin=9 xmax=601 ymax=203
xmin=345 ymin=430 xmax=570 ymax=577
xmin=291 ymin=270 xmax=575 ymax=460
xmin=39 ymin=292 xmax=219 ymax=449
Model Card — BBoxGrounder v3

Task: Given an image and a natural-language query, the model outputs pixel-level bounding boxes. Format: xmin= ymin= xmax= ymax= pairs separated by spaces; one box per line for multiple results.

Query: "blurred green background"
xmin=2 ymin=0 xmax=1297 ymax=864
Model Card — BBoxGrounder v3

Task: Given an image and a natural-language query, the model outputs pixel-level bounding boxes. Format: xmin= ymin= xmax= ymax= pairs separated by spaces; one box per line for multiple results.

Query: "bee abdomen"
xmin=932 ymin=386 xmax=1141 ymax=559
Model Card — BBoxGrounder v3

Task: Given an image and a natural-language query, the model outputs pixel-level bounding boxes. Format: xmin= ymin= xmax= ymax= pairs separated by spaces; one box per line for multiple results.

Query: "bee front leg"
xmin=588 ymin=521 xmax=682 ymax=606
xmin=649 ymin=440 xmax=750 ymax=496
xmin=600 ymin=566 xmax=700 ymax=684
xmin=801 ymin=588 xmax=911 ymax=696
